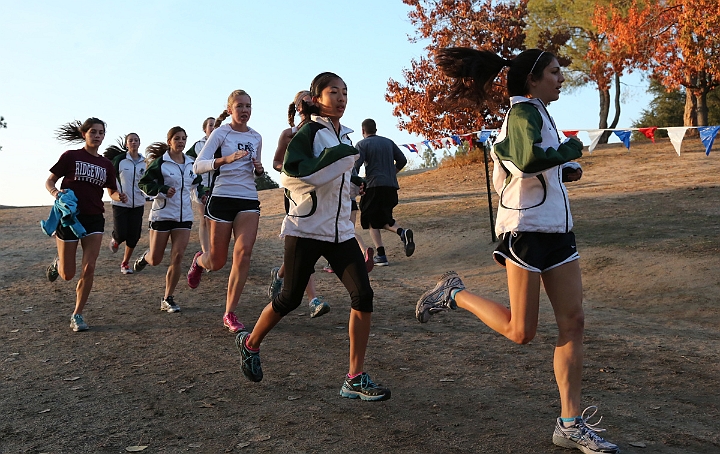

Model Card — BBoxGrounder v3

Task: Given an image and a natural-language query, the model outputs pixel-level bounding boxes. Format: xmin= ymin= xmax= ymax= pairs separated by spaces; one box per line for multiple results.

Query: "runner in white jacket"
xmin=105 ymin=133 xmax=146 ymax=274
xmin=415 ymin=48 xmax=618 ymax=454
xmin=134 ymin=126 xmax=206 ymax=315
xmin=235 ymin=72 xmax=391 ymax=403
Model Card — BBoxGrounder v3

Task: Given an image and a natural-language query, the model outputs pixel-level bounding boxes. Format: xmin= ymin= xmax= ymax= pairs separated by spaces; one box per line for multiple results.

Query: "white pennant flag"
xmin=586 ymin=130 xmax=603 ymax=153
xmin=666 ymin=127 xmax=690 ymax=156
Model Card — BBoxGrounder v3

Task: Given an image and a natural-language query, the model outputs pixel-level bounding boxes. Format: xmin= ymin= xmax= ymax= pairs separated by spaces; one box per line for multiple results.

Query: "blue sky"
xmin=0 ymin=1 xmax=649 ymax=207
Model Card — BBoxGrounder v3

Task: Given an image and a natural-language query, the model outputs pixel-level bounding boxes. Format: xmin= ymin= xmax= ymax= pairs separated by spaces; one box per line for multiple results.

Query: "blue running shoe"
xmin=235 ymin=331 xmax=263 ymax=382
xmin=340 ymin=372 xmax=391 ymax=401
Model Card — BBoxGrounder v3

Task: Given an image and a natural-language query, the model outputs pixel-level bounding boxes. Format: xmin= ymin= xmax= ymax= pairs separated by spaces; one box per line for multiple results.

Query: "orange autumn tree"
xmin=386 ymin=0 xmax=528 ymax=139
xmin=594 ymin=0 xmax=720 ymax=127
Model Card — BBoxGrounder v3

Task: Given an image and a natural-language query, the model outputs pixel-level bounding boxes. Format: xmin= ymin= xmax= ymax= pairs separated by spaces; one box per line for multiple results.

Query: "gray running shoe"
xmin=340 ymin=372 xmax=391 ymax=401
xmin=415 ymin=271 xmax=465 ymax=323
xmin=160 ymin=296 xmax=181 ymax=313
xmin=552 ymin=406 xmax=620 ymax=454
xmin=373 ymin=255 xmax=389 ymax=266
xmin=47 ymin=257 xmax=59 ymax=282
xmin=133 ymin=251 xmax=149 ymax=272
xmin=235 ymin=331 xmax=263 ymax=382
xmin=309 ymin=297 xmax=330 ymax=318
xmin=70 ymin=314 xmax=88 ymax=332
xmin=268 ymin=266 xmax=283 ymax=300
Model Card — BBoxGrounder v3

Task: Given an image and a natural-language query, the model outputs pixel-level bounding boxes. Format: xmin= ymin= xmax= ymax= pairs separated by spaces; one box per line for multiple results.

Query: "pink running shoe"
xmin=223 ymin=312 xmax=245 ymax=333
xmin=364 ymin=247 xmax=375 ymax=273
xmin=187 ymin=251 xmax=204 ymax=289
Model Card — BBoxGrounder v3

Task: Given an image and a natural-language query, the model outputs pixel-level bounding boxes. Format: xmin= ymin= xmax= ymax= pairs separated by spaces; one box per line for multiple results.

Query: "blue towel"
xmin=40 ymin=189 xmax=87 ymax=238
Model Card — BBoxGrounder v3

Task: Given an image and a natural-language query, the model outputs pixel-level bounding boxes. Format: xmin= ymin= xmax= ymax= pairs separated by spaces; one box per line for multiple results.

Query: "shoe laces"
xmin=575 ymin=406 xmax=609 ymax=443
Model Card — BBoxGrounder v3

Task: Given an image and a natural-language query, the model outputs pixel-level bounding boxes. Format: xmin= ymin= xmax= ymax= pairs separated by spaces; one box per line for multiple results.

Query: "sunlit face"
xmin=313 ymin=78 xmax=347 ymax=120
xmin=228 ymin=95 xmax=252 ymax=127
xmin=528 ymin=58 xmax=564 ymax=105
xmin=126 ymin=133 xmax=140 ymax=152
xmin=169 ymin=130 xmax=187 ymax=153
xmin=204 ymin=118 xmax=215 ymax=137
xmin=82 ymin=123 xmax=105 ymax=148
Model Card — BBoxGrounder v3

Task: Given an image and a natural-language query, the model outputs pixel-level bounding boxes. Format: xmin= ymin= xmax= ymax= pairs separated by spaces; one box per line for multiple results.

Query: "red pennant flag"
xmin=638 ymin=127 xmax=658 ymax=143
xmin=562 ymin=130 xmax=579 ymax=137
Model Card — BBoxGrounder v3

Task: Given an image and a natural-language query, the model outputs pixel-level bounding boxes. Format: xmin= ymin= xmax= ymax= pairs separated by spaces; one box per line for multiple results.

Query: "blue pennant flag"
xmin=698 ymin=126 xmax=720 ymax=156
xmin=613 ymin=130 xmax=632 ymax=149
xmin=477 ymin=131 xmax=492 ymax=143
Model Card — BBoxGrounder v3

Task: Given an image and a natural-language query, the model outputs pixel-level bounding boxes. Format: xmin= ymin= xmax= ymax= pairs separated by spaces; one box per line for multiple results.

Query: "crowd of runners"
xmin=42 ymin=50 xmax=620 ymax=453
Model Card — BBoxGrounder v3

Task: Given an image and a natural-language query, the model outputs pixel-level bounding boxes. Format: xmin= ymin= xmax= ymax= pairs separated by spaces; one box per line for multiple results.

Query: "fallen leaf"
xmin=125 ymin=446 xmax=148 ymax=452
xmin=236 ymin=442 xmax=250 ymax=449
xmin=63 ymin=377 xmax=80 ymax=381
xmin=199 ymin=402 xmax=214 ymax=408
xmin=629 ymin=441 xmax=647 ymax=448
xmin=250 ymin=434 xmax=271 ymax=442
xmin=287 ymin=396 xmax=301 ymax=401
xmin=10 ymin=329 xmax=19 ymax=333
xmin=440 ymin=378 xmax=455 ymax=382
xmin=38 ymin=409 xmax=50 ymax=414
xmin=189 ymin=442 xmax=202 ymax=448
xmin=157 ymin=380 xmax=167 ymax=384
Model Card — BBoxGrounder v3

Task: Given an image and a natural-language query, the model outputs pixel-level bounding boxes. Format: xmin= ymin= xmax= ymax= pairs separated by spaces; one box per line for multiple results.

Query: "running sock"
xmin=347 ymin=372 xmax=363 ymax=379
xmin=450 ymin=288 xmax=463 ymax=301
xmin=396 ymin=228 xmax=404 ymax=237
xmin=245 ymin=337 xmax=259 ymax=352
xmin=377 ymin=247 xmax=386 ymax=256
xmin=560 ymin=416 xmax=578 ymax=427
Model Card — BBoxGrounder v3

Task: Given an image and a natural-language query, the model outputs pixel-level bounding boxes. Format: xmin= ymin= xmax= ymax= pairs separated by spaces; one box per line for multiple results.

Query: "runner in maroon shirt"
xmin=45 ymin=117 xmax=126 ymax=332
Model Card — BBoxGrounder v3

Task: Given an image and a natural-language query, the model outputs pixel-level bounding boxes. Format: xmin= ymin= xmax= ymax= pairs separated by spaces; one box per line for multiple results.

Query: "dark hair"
xmin=306 ymin=72 xmax=344 ymax=116
xmin=145 ymin=127 xmax=186 ymax=164
xmin=166 ymin=126 xmax=186 ymax=143
xmin=436 ymin=47 xmax=554 ymax=104
xmin=125 ymin=132 xmax=140 ymax=147
xmin=55 ymin=117 xmax=106 ymax=144
xmin=361 ymin=119 xmax=377 ymax=134
xmin=104 ymin=135 xmax=128 ymax=160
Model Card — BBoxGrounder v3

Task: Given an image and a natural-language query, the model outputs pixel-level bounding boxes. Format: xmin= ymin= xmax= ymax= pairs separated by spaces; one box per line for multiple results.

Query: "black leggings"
xmin=273 ymin=236 xmax=373 ymax=315
xmin=111 ymin=205 xmax=144 ymax=248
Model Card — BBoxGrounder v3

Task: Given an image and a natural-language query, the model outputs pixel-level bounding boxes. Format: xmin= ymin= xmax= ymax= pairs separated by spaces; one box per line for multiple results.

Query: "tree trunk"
xmin=598 ymin=87 xmax=610 ymax=144
xmin=684 ymin=90 xmax=698 ymax=137
xmin=696 ymin=71 xmax=709 ymax=127
xmin=599 ymin=73 xmax=621 ymax=144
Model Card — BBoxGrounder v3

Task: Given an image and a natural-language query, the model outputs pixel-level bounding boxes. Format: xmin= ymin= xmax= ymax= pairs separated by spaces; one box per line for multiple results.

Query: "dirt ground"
xmin=1 ymin=139 xmax=719 ymax=453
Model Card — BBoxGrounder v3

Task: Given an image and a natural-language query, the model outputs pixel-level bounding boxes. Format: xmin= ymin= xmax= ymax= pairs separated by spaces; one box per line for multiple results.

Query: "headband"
xmin=529 ymin=51 xmax=546 ymax=75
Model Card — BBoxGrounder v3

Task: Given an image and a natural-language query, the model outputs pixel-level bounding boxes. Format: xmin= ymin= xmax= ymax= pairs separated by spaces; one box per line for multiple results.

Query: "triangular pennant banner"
xmin=613 ymin=130 xmax=632 ymax=149
xmin=562 ymin=130 xmax=579 ymax=137
xmin=451 ymin=135 xmax=461 ymax=145
xmin=422 ymin=140 xmax=432 ymax=149
xmin=638 ymin=127 xmax=658 ymax=143
xmin=698 ymin=126 xmax=720 ymax=156
xmin=666 ymin=127 xmax=689 ymax=156
xmin=587 ymin=130 xmax=603 ymax=153
xmin=477 ymin=131 xmax=492 ymax=143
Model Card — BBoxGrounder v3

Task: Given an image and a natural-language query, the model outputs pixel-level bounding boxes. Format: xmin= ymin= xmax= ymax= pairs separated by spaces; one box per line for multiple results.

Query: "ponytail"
xmin=436 ymin=47 xmax=556 ymax=103
xmin=55 ymin=117 xmax=106 ymax=144
xmin=287 ymin=102 xmax=297 ymax=127
xmin=214 ymin=110 xmax=230 ymax=128
xmin=145 ymin=142 xmax=169 ymax=166
xmin=435 ymin=47 xmax=509 ymax=105
xmin=103 ymin=136 xmax=127 ymax=160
